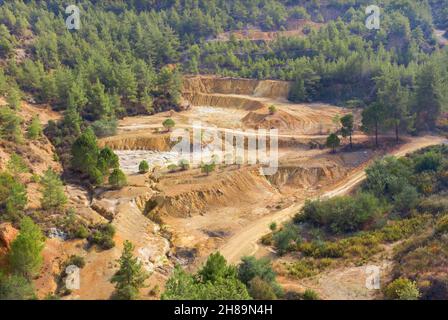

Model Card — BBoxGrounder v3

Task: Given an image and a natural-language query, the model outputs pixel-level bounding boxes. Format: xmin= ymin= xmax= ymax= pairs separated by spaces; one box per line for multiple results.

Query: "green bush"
xmin=89 ymin=224 xmax=116 ymax=250
xmin=0 ymin=272 xmax=36 ymax=300
xmin=66 ymin=255 xmax=86 ymax=268
xmin=302 ymin=289 xmax=320 ymax=300
xmin=417 ymin=194 xmax=448 ymax=215
xmin=167 ymin=164 xmax=179 ymax=173
xmin=0 ymin=172 xmax=27 ymax=222
xmin=436 ymin=215 xmax=448 ymax=234
xmin=139 ymin=160 xmax=150 ymax=174
xmin=297 ymin=193 xmax=383 ymax=234
xmin=178 ymin=159 xmax=190 ymax=171
xmin=384 ymin=278 xmax=421 ymax=300
xmin=162 ymin=118 xmax=175 ymax=131
xmin=414 ymin=151 xmax=443 ymax=173
xmin=273 ymin=223 xmax=300 ymax=255
xmin=109 ymin=169 xmax=127 ymax=189
xmin=248 ymin=277 xmax=277 ymax=300
xmin=27 ymin=116 xmax=43 ymax=140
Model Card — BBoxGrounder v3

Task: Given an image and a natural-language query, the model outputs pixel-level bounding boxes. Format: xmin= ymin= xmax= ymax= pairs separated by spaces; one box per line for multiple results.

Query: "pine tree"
xmin=111 ymin=241 xmax=149 ymax=300
xmin=362 ymin=102 xmax=387 ymax=147
xmin=9 ymin=217 xmax=45 ymax=280
xmin=71 ymin=127 xmax=99 ymax=175
xmin=109 ymin=169 xmax=127 ymax=189
xmin=326 ymin=133 xmax=340 ymax=153
xmin=7 ymin=153 xmax=29 ymax=175
xmin=413 ymin=61 xmax=445 ymax=131
xmin=0 ymin=172 xmax=27 ymax=222
xmin=40 ymin=169 xmax=67 ymax=211
xmin=340 ymin=114 xmax=354 ymax=149
xmin=6 ymin=88 xmax=22 ymax=110
xmin=27 ymin=115 xmax=43 ymax=140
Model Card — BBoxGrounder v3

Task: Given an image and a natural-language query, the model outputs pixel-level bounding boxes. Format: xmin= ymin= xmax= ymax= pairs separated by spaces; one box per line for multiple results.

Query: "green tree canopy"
xmin=9 ymin=217 xmax=45 ymax=280
xmin=111 ymin=240 xmax=149 ymax=300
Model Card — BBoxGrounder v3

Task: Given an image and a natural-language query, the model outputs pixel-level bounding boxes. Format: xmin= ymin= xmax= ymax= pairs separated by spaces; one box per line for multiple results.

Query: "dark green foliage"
xmin=6 ymin=153 xmax=29 ymax=175
xmin=248 ymin=277 xmax=277 ymax=300
xmin=27 ymin=116 xmax=43 ymax=140
xmin=273 ymin=223 xmax=300 ymax=255
xmin=71 ymin=128 xmax=99 ymax=176
xmin=384 ymin=278 xmax=421 ymax=300
xmin=71 ymin=128 xmax=120 ymax=185
xmin=238 ymin=256 xmax=282 ymax=299
xmin=111 ymin=241 xmax=149 ymax=300
xmin=91 ymin=118 xmax=118 ymax=138
xmin=109 ymin=169 xmax=127 ymax=189
xmin=9 ymin=217 xmax=45 ymax=280
xmin=138 ymin=160 xmax=149 ymax=174
xmin=326 ymin=133 xmax=340 ymax=153
xmin=340 ymin=114 xmax=354 ymax=148
xmin=414 ymin=151 xmax=443 ymax=173
xmin=0 ymin=107 xmax=23 ymax=143
xmin=162 ymin=118 xmax=175 ymax=132
xmin=303 ymin=289 xmax=320 ymax=300
xmin=364 ymin=156 xmax=413 ymax=199
xmin=0 ymin=172 xmax=27 ymax=222
xmin=89 ymin=224 xmax=116 ymax=250
xmin=0 ymin=272 xmax=36 ymax=300
xmin=297 ymin=193 xmax=383 ymax=234
xmin=65 ymin=255 xmax=86 ymax=269
xmin=98 ymin=147 xmax=119 ymax=173
xmin=40 ymin=169 xmax=67 ymax=211
xmin=162 ymin=252 xmax=251 ymax=300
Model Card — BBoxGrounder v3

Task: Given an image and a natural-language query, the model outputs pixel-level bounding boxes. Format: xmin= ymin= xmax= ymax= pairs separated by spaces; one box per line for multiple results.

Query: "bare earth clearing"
xmin=2 ymin=76 xmax=445 ymax=300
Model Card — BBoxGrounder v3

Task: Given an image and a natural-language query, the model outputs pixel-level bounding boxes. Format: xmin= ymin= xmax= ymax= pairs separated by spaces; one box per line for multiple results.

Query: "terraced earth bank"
xmin=92 ymin=76 xmax=379 ymax=277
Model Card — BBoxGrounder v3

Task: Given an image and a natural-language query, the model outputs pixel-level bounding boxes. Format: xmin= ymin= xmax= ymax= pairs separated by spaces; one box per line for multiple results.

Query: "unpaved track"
xmin=220 ymin=136 xmax=447 ymax=264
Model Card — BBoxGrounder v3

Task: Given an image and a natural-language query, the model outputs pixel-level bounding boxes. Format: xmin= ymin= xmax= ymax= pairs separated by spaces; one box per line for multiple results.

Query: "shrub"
xmin=178 ymin=159 xmax=190 ymax=171
xmin=201 ymin=162 xmax=216 ymax=176
xmin=109 ymin=169 xmax=127 ymax=189
xmin=139 ymin=160 xmax=150 ymax=174
xmin=392 ymin=185 xmax=419 ymax=214
xmin=248 ymin=277 xmax=277 ymax=300
xmin=297 ymin=193 xmax=382 ymax=234
xmin=326 ymin=133 xmax=340 ymax=153
xmin=89 ymin=224 xmax=116 ymax=250
xmin=238 ymin=256 xmax=277 ymax=286
xmin=273 ymin=223 xmax=300 ymax=255
xmin=91 ymin=118 xmax=118 ymax=138
xmin=9 ymin=217 xmax=45 ymax=280
xmin=418 ymin=194 xmax=448 ymax=215
xmin=75 ymin=225 xmax=90 ymax=239
xmin=7 ymin=153 xmax=29 ymax=175
xmin=162 ymin=118 xmax=175 ymax=132
xmin=302 ymin=289 xmax=320 ymax=300
xmin=40 ymin=169 xmax=67 ymax=211
xmin=414 ymin=151 xmax=443 ymax=173
xmin=0 ymin=172 xmax=27 ymax=222
xmin=384 ymin=278 xmax=421 ymax=300
xmin=167 ymin=164 xmax=179 ymax=173
xmin=436 ymin=215 xmax=448 ymax=234
xmin=268 ymin=105 xmax=277 ymax=115
xmin=364 ymin=157 xmax=413 ymax=198
xmin=66 ymin=255 xmax=85 ymax=268
xmin=27 ymin=116 xmax=43 ymax=140
xmin=0 ymin=272 xmax=36 ymax=300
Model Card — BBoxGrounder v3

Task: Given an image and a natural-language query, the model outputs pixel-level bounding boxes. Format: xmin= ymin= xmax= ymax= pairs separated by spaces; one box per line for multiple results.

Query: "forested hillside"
xmin=1 ymin=0 xmax=448 ymax=301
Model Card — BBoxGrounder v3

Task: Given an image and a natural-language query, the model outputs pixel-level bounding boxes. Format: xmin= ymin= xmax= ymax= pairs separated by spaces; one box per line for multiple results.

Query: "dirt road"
xmin=220 ymin=135 xmax=447 ymax=264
